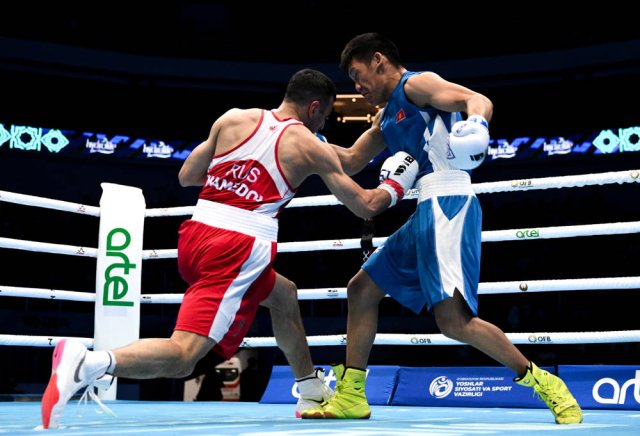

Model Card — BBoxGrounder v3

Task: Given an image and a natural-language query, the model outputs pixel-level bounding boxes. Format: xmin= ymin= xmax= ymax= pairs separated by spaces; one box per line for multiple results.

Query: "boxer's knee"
xmin=347 ymin=270 xmax=384 ymax=307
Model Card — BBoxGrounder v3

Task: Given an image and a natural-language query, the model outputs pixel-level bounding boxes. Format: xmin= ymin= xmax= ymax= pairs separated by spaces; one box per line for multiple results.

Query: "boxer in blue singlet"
xmin=302 ymin=33 xmax=582 ymax=425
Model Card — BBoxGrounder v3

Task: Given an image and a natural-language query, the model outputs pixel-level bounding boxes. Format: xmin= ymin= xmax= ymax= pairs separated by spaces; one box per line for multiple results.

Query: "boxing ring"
xmin=1 ymin=169 xmax=640 ymax=434
xmin=1 ymin=401 xmax=638 ymax=434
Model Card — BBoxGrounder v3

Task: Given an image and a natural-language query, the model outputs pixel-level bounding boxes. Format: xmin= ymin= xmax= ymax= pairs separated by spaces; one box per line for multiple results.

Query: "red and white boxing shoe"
xmin=41 ymin=339 xmax=112 ymax=429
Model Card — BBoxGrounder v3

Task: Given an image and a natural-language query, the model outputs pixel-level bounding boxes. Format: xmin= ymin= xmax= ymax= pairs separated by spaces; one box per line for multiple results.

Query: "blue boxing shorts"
xmin=363 ymin=194 xmax=481 ymax=315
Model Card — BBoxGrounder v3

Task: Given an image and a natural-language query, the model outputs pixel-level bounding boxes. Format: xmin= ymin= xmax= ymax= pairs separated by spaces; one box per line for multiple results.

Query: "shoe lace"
xmin=76 ymin=384 xmax=116 ymax=418
xmin=315 ymin=380 xmax=344 ymax=408
xmin=534 ymin=381 xmax=575 ymax=414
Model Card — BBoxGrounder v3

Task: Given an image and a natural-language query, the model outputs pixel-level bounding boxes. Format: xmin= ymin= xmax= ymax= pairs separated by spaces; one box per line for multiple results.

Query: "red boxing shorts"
xmin=175 ymin=219 xmax=276 ymax=359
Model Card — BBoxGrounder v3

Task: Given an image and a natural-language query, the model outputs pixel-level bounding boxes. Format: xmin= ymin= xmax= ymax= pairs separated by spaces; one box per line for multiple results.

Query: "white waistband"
xmin=191 ymin=199 xmax=278 ymax=242
xmin=417 ymin=171 xmax=475 ymax=203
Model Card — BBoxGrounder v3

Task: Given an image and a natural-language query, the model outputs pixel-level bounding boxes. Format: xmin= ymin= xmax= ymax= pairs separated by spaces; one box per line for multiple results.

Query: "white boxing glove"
xmin=377 ymin=151 xmax=419 ymax=207
xmin=448 ymin=115 xmax=490 ymax=170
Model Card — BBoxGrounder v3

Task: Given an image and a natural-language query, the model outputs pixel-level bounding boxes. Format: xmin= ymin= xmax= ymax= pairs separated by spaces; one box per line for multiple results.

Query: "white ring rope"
xmin=0 ymin=237 xmax=97 ymax=257
xmin=4 ymin=169 xmax=633 ymax=216
xmin=3 ymin=330 xmax=640 ymax=348
xmin=1 ymin=169 xmax=639 ymax=349
xmin=2 ymin=220 xmax=640 ymax=258
xmin=0 ymin=286 xmax=95 ymax=302
xmin=277 ymin=220 xmax=640 ymax=252
xmin=0 ymin=335 xmax=94 ymax=348
xmin=285 ymin=169 xmax=640 ymax=209
xmin=3 ymin=276 xmax=639 ymax=303
xmin=471 ymin=169 xmax=640 ymax=194
xmin=137 ymin=276 xmax=640 ymax=303
xmin=243 ymin=331 xmax=640 ymax=347
xmin=0 ymin=190 xmax=100 ymax=216
xmin=144 ymin=206 xmax=194 ymax=218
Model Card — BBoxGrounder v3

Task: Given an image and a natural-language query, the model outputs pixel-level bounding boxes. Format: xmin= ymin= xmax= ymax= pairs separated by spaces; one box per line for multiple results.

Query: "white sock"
xmin=295 ymin=370 xmax=318 ymax=382
xmin=296 ymin=369 xmax=328 ymax=401
xmin=84 ymin=350 xmax=116 ymax=380
xmin=297 ymin=378 xmax=323 ymax=401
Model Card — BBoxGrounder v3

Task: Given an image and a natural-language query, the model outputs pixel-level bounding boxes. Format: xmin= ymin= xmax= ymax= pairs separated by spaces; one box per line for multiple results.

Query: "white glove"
xmin=448 ymin=115 xmax=489 ymax=170
xmin=377 ymin=151 xmax=418 ymax=207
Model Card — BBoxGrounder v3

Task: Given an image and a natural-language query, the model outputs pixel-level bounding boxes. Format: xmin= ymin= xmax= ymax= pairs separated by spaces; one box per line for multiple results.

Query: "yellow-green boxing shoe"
xmin=301 ymin=364 xmax=371 ymax=419
xmin=515 ymin=362 xmax=583 ymax=424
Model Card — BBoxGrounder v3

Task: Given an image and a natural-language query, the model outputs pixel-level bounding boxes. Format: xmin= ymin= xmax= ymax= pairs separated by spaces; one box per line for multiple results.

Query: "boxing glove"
xmin=315 ymin=132 xmax=328 ymax=143
xmin=377 ymin=151 xmax=418 ymax=207
xmin=448 ymin=115 xmax=489 ymax=170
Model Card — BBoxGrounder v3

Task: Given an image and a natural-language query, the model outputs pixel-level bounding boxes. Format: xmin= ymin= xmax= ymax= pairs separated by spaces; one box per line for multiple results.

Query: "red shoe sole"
xmin=41 ymin=340 xmax=67 ymax=429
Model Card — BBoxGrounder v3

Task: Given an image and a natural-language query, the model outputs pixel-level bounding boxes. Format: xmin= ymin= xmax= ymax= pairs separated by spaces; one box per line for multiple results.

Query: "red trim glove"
xmin=377 ymin=151 xmax=418 ymax=207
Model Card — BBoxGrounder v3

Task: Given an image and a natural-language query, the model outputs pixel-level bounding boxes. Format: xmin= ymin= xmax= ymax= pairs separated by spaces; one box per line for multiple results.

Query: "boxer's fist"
xmin=377 ymin=151 xmax=418 ymax=207
xmin=448 ymin=115 xmax=489 ymax=170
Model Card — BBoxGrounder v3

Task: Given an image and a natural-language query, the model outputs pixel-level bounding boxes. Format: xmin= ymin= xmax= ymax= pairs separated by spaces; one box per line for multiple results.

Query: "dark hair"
xmin=340 ymin=33 xmax=402 ymax=70
xmin=284 ymin=68 xmax=336 ymax=106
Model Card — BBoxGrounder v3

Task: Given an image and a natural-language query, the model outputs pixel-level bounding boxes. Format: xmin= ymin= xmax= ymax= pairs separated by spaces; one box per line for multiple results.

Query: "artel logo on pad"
xmin=103 ymin=227 xmax=136 ymax=307
xmin=593 ymin=370 xmax=640 ymax=405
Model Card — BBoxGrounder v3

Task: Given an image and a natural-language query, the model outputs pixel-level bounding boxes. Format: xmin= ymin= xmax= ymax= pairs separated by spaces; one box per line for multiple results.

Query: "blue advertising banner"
xmin=391 ymin=366 xmax=553 ymax=408
xmin=260 ymin=365 xmax=399 ymax=405
xmin=559 ymin=365 xmax=640 ymax=410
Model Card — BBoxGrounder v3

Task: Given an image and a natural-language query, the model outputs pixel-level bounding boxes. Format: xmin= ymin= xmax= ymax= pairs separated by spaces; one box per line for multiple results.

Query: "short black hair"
xmin=284 ymin=68 xmax=336 ymax=106
xmin=340 ymin=33 xmax=402 ymax=70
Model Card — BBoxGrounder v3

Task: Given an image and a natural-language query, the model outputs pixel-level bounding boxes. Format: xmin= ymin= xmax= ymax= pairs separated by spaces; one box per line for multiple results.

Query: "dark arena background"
xmin=1 ymin=3 xmax=639 ymax=434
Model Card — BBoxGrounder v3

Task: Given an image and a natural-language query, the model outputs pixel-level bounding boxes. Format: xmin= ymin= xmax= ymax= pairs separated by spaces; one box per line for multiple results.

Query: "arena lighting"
xmin=336 ymin=115 xmax=374 ymax=123
xmin=0 ymin=122 xmax=193 ymax=161
xmin=2 ymin=120 xmax=639 ymax=162
xmin=333 ymin=94 xmax=379 ymax=123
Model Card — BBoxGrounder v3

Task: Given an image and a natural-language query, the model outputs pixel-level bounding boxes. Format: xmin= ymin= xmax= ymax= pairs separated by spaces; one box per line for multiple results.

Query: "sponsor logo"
xmin=411 ymin=337 xmax=431 ymax=344
xmin=510 ymin=179 xmax=533 ymax=188
xmin=433 ymin=376 xmax=514 ymax=399
xmin=143 ymin=140 xmax=173 ymax=158
xmin=326 ymin=289 xmax=339 ymax=298
xmin=593 ymin=370 xmax=640 ymax=405
xmin=446 ymin=144 xmax=456 ymax=160
xmin=515 ymin=229 xmax=540 ymax=239
xmin=401 ymin=154 xmax=415 ymax=165
xmin=393 ymin=165 xmax=407 ymax=176
xmin=86 ymin=138 xmax=117 ymax=154
xmin=103 ymin=228 xmax=136 ymax=307
xmin=379 ymin=168 xmax=391 ymax=182
xmin=488 ymin=140 xmax=518 ymax=159
xmin=543 ymin=137 xmax=573 ymax=156
xmin=74 ymin=354 xmax=86 ymax=383
xmin=389 ymin=154 xmax=415 ymax=180
xmin=405 ymin=188 xmax=419 ymax=197
xmin=429 ymin=376 xmax=454 ymax=398
xmin=470 ymin=151 xmax=486 ymax=162
xmin=528 ymin=335 xmax=552 ymax=343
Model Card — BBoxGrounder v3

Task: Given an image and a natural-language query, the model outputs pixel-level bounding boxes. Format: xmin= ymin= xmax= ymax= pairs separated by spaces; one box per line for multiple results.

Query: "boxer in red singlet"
xmin=41 ymin=69 xmax=418 ymax=428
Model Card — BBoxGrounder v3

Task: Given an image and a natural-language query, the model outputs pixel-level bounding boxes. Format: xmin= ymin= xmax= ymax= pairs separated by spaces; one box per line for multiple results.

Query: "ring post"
xmin=94 ymin=183 xmax=145 ymax=400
